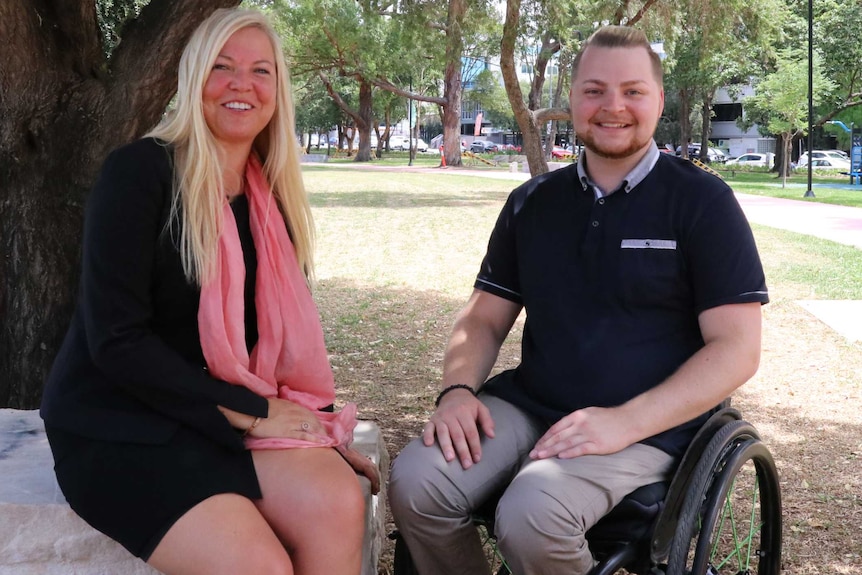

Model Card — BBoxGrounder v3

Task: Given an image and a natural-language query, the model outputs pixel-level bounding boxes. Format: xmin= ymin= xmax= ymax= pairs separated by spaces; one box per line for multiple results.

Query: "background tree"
xmin=663 ymin=0 xmax=782 ymax=161
xmin=466 ymin=69 xmax=517 ymax=132
xmin=742 ymin=48 xmax=836 ymax=186
xmin=0 ymin=0 xmax=243 ymax=409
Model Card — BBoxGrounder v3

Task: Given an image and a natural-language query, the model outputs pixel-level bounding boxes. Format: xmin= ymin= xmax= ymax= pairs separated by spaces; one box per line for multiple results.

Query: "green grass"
xmin=753 ymin=225 xmax=862 ymax=301
xmin=716 ymin=169 xmax=862 ymax=208
xmin=302 ymin=166 xmax=861 ymax=303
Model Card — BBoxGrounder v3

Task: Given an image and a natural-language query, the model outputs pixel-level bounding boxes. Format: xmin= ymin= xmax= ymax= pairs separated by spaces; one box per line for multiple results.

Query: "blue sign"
xmin=852 ymin=133 xmax=862 ymax=176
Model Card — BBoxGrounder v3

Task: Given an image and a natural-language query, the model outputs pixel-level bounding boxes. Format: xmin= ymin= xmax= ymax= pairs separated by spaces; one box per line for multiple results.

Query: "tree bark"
xmin=500 ymin=0 xmax=547 ymax=175
xmin=441 ymin=0 xmax=465 ymax=167
xmin=677 ymin=87 xmax=694 ymax=159
xmin=320 ymin=73 xmax=375 ymax=161
xmin=0 ymin=0 xmax=240 ymax=409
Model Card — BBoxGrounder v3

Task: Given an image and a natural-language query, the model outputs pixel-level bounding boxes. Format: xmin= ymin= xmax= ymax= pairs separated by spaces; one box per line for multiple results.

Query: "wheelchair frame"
xmin=391 ymin=407 xmax=782 ymax=575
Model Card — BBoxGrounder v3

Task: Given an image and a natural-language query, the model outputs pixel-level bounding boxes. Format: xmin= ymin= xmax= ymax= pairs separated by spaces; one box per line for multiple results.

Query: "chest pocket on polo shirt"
xmin=617 ymin=238 xmax=684 ymax=308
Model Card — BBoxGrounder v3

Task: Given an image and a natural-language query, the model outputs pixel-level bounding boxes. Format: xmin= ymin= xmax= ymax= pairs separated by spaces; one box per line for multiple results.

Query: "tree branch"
xmin=370 ymin=76 xmax=446 ymax=105
xmin=628 ymin=0 xmax=660 ymax=26
xmin=106 ymin=0 xmax=242 ymax=143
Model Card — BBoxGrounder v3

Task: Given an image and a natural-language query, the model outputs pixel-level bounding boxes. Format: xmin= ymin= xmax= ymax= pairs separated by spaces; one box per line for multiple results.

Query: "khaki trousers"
xmin=389 ymin=394 xmax=675 ymax=575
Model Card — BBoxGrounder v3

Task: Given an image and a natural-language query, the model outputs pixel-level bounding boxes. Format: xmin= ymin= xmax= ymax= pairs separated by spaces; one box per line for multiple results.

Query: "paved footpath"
xmin=734 ymin=192 xmax=862 ymax=250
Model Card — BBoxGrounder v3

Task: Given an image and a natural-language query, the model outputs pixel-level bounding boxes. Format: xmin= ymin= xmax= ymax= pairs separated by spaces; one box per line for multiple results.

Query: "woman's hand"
xmin=337 ymin=445 xmax=381 ymax=494
xmin=219 ymin=398 xmax=329 ymax=443
xmin=253 ymin=397 xmax=330 ymax=442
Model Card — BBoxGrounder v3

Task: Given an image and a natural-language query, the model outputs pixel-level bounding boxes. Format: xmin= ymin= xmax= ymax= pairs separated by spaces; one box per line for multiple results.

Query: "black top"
xmin=41 ymin=138 xmax=268 ymax=452
xmin=475 ymin=154 xmax=769 ymax=456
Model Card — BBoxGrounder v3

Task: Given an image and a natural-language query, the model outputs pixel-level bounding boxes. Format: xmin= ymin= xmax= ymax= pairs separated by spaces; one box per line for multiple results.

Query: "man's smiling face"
xmin=569 ymin=45 xmax=664 ymax=160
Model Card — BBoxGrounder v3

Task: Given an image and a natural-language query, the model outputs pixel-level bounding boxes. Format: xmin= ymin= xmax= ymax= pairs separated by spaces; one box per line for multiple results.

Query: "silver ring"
xmin=301 ymin=421 xmax=310 ymax=431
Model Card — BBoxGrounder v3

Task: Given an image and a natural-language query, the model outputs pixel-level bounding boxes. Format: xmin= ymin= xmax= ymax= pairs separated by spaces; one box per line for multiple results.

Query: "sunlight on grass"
xmin=305 ymin=169 xmax=514 ymax=298
xmin=720 ymin=171 xmax=862 ymax=208
xmin=304 ymin=166 xmax=861 ymax=304
xmin=753 ymin=225 xmax=862 ymax=301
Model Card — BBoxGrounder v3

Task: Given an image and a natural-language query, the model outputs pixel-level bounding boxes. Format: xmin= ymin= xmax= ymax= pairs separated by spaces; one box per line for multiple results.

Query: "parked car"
xmin=470 ymin=140 xmax=499 ymax=153
xmin=677 ymin=144 xmax=726 ymax=163
xmin=797 ymin=150 xmax=849 ymax=167
xmin=388 ymin=135 xmax=408 ymax=150
xmin=808 ymin=158 xmax=851 ymax=171
xmin=725 ymin=153 xmax=769 ymax=167
xmin=551 ymin=145 xmax=574 ymax=159
xmin=395 ymin=137 xmax=428 ymax=152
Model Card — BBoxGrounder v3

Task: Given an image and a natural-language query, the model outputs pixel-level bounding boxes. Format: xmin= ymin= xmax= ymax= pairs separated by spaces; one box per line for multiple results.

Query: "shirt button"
xmin=592 ymin=220 xmax=599 ymax=227
xmin=598 ymin=198 xmax=605 ymax=205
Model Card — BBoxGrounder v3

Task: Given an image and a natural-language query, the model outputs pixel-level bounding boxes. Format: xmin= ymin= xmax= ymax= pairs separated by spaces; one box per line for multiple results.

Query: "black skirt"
xmin=45 ymin=424 xmax=262 ymax=561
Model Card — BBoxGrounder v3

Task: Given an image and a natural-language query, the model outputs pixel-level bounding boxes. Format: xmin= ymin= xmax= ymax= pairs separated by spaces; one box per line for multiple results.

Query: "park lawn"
xmin=302 ymin=166 xmax=861 ymax=575
xmin=720 ymin=169 xmax=862 ymax=208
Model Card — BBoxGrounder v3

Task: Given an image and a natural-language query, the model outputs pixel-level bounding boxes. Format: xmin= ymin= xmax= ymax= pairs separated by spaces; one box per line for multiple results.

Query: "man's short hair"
xmin=571 ymin=25 xmax=663 ymax=85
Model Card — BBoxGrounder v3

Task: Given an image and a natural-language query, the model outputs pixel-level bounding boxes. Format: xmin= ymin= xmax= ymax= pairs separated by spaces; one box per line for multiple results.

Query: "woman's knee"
xmin=148 ymin=493 xmax=294 ymax=575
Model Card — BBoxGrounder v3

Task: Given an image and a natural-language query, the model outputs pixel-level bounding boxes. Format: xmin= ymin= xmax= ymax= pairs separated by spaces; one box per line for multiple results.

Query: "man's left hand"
xmin=529 ymin=406 xmax=635 ymax=459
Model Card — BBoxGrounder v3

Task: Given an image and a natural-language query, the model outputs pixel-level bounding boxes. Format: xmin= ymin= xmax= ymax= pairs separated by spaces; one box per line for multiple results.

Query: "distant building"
xmin=711 ymin=85 xmax=776 ymax=158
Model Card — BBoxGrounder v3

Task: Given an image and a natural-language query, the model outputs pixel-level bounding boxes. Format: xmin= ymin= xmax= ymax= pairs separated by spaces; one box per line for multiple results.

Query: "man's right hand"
xmin=422 ymin=389 xmax=495 ymax=469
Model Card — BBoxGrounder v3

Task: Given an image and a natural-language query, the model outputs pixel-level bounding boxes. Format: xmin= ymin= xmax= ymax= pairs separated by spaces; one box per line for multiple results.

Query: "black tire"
xmin=667 ymin=423 xmax=782 ymax=575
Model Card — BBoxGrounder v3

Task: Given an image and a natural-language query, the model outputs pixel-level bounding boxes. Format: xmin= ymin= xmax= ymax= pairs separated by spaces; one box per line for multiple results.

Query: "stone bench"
xmin=0 ymin=409 xmax=388 ymax=575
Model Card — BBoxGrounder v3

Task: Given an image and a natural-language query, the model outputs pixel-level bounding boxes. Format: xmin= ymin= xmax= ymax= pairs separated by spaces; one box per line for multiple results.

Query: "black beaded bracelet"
xmin=434 ymin=384 xmax=477 ymax=406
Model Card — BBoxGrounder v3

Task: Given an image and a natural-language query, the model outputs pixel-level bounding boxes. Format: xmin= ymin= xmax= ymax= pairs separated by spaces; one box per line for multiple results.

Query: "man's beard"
xmin=579 ymin=126 xmax=651 ymax=160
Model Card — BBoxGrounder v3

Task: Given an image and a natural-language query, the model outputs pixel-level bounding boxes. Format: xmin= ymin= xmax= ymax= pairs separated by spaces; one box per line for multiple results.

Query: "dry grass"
xmin=304 ymin=165 xmax=862 ymax=574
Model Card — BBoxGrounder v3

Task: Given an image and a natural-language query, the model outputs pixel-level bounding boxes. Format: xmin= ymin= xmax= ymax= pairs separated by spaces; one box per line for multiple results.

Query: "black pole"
xmin=805 ymin=0 xmax=815 ymax=197
xmin=408 ymin=79 xmax=414 ymax=167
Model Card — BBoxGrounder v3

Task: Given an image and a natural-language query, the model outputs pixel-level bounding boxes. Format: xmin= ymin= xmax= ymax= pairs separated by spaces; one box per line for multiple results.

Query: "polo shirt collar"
xmin=577 ymin=141 xmax=661 ymax=198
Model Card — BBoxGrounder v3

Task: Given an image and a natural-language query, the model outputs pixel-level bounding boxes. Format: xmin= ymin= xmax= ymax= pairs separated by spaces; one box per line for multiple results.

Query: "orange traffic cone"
xmin=440 ymin=146 xmax=446 ymax=167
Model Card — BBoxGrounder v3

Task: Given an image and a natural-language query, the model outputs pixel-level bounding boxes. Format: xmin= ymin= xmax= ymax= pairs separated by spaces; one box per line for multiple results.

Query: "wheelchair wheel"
xmin=667 ymin=422 xmax=782 ymax=575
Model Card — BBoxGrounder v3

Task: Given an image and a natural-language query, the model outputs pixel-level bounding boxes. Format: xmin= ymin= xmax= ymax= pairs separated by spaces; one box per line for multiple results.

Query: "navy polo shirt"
xmin=476 ymin=146 xmax=768 ymax=456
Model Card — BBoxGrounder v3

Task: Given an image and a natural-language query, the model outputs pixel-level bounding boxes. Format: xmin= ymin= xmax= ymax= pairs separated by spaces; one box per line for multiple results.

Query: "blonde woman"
xmin=41 ymin=9 xmax=377 ymax=575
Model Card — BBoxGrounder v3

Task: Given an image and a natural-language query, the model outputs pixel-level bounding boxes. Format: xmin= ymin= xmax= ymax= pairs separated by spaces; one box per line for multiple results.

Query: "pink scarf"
xmin=198 ymin=156 xmax=356 ymax=450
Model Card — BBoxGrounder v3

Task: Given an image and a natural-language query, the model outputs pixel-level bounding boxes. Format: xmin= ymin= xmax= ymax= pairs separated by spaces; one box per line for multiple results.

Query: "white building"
xmin=710 ymin=85 xmax=776 ymax=159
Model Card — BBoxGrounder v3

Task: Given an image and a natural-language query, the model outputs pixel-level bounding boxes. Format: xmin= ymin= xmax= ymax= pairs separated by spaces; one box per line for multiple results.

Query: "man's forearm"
xmin=617 ymin=303 xmax=762 ymax=443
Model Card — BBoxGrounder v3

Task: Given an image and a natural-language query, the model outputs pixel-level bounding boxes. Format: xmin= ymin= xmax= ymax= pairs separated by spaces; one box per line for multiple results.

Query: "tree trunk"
xmin=500 ymin=0 xmax=547 ymax=175
xmin=678 ymin=88 xmax=693 ymax=159
xmin=699 ymin=94 xmax=713 ymax=162
xmin=441 ymin=0 xmax=465 ymax=167
xmin=0 ymin=0 xmax=240 ymax=408
xmin=320 ymin=74 xmax=375 ymax=161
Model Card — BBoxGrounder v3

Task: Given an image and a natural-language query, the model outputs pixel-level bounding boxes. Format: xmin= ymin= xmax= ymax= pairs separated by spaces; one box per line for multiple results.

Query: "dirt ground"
xmin=317 ymin=284 xmax=861 ymax=574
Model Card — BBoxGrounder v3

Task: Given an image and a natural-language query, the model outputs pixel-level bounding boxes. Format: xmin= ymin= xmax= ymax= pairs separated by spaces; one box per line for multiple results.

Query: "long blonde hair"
xmin=147 ymin=8 xmax=314 ymax=285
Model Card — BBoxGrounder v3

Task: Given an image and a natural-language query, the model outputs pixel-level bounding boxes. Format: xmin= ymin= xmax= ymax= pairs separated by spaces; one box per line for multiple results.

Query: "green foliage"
xmin=466 ymin=70 xmax=516 ymax=130
xmin=96 ymin=0 xmax=150 ymax=57
xmin=742 ymin=48 xmax=835 ymax=137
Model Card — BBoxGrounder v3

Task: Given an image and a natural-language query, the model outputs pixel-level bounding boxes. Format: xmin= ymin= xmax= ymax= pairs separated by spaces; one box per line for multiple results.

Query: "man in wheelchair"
xmin=389 ymin=25 xmax=769 ymax=575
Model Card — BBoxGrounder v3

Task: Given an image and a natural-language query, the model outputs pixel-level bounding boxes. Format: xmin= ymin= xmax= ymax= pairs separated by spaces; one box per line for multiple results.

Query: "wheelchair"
xmin=391 ymin=406 xmax=782 ymax=575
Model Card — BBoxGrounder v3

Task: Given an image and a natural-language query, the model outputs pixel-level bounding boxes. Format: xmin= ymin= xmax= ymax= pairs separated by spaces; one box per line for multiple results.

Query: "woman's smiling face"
xmin=202 ymin=26 xmax=277 ymax=153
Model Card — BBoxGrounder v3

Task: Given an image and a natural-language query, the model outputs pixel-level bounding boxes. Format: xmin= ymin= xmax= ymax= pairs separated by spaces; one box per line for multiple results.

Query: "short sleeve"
xmin=474 ymin=193 xmax=522 ymax=303
xmin=686 ymin=189 xmax=769 ymax=313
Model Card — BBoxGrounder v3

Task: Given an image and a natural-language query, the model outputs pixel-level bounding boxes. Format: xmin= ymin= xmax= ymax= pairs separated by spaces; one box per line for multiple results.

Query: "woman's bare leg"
xmin=252 ymin=447 xmax=366 ymax=575
xmin=147 ymin=492 xmax=293 ymax=575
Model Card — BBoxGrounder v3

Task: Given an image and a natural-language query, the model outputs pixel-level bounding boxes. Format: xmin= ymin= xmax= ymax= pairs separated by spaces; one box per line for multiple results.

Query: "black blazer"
xmin=41 ymin=138 xmax=267 ymax=452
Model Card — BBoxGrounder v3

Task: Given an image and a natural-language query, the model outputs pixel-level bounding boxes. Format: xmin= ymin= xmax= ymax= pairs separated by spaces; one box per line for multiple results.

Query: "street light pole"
xmin=408 ymin=78 xmax=414 ymax=167
xmin=805 ymin=0 xmax=815 ymax=197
